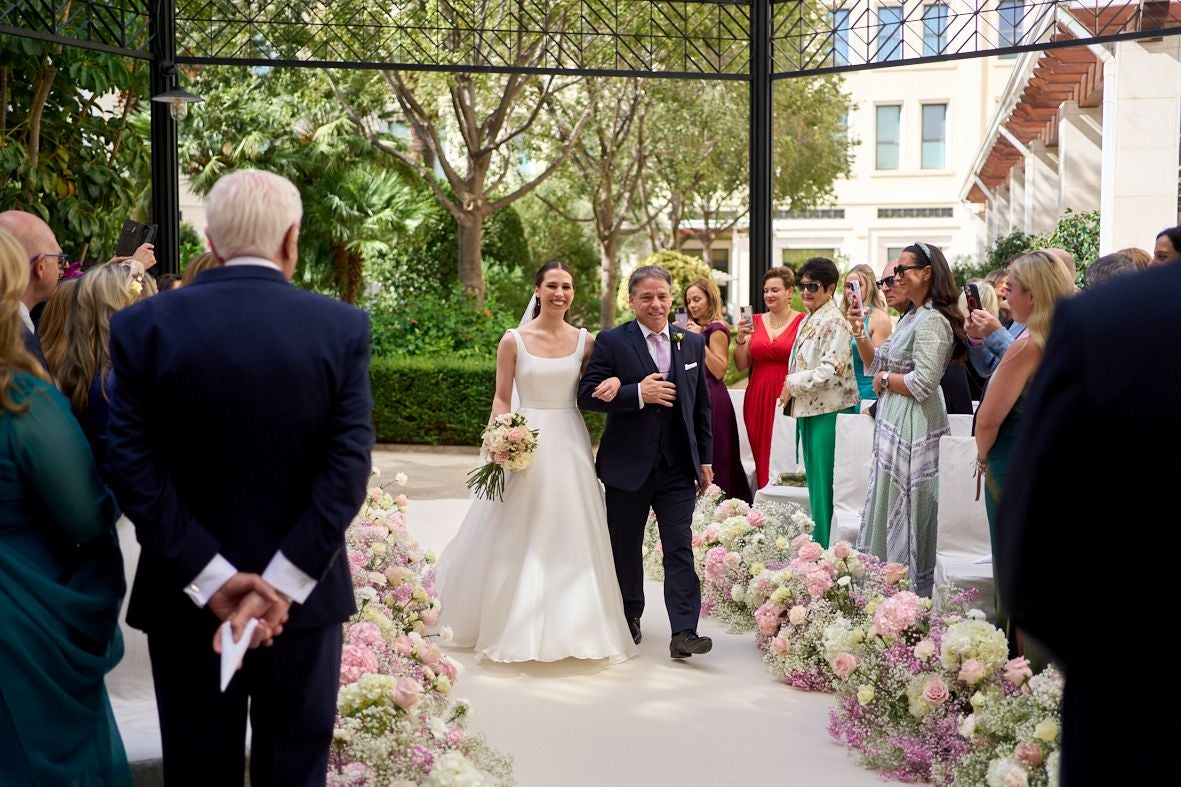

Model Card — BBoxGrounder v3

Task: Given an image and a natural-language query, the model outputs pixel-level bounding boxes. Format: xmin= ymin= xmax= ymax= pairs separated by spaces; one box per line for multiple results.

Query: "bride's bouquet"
xmin=466 ymin=412 xmax=540 ymax=501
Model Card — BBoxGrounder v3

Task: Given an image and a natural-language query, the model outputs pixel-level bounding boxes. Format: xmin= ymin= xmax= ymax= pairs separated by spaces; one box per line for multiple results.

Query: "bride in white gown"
xmin=435 ymin=262 xmax=638 ymax=663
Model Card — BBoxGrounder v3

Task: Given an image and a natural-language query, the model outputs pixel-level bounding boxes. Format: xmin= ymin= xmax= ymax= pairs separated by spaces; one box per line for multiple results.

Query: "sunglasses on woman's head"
xmin=798 ymin=281 xmax=822 ymax=293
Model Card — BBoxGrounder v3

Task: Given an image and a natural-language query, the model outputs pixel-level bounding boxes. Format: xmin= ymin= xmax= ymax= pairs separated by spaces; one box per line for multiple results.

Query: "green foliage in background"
xmin=615 ymin=250 xmax=712 ymax=320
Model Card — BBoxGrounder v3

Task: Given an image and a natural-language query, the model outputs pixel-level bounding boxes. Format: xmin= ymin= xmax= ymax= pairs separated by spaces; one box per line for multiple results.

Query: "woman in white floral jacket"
xmin=779 ymin=257 xmax=860 ymax=546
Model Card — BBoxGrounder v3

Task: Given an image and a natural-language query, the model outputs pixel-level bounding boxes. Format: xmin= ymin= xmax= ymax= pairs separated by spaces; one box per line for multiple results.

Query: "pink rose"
xmin=445 ymin=727 xmax=466 ymax=747
xmin=393 ymin=677 xmax=423 ymax=709
xmin=438 ymin=657 xmax=458 ymax=682
xmin=421 ymin=608 xmax=440 ymax=627
xmin=805 ymin=568 xmax=833 ymax=597
xmin=1004 ymin=657 xmax=1033 ymax=686
xmin=755 ymin=602 xmax=786 ymax=636
xmin=922 ymin=678 xmax=949 ymax=705
xmin=883 ymin=562 xmax=908 ymax=584
xmin=788 ymin=605 xmax=807 ymax=626
xmin=832 ymin=652 xmax=858 ymax=678
xmin=395 ymin=493 xmax=409 ymax=509
xmin=798 ymin=542 xmax=824 ymax=563
xmin=1014 ymin=740 xmax=1044 ymax=768
xmin=703 ymin=527 xmax=718 ymax=542
xmin=770 ymin=634 xmax=791 ymax=656
xmin=723 ymin=551 xmax=742 ymax=570
xmin=832 ymin=540 xmax=853 ymax=559
xmin=746 ymin=510 xmax=768 ymax=527
xmin=790 ymin=533 xmax=813 ymax=551
xmin=507 ymin=427 xmax=523 ymax=442
xmin=367 ymin=487 xmax=383 ymax=500
xmin=418 ymin=642 xmax=443 ymax=669
xmin=958 ymin=658 xmax=987 ymax=685
xmin=393 ymin=635 xmax=414 ymax=657
xmin=691 ymin=534 xmax=703 ymax=547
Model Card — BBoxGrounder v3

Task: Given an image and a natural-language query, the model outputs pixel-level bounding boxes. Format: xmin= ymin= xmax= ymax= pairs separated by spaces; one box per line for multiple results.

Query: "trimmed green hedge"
xmin=370 ymin=356 xmax=605 ymax=446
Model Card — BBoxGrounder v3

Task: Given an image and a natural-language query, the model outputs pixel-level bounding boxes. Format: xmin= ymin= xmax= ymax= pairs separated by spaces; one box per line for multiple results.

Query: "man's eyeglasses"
xmin=876 ymin=275 xmax=896 ymax=289
xmin=798 ymin=281 xmax=822 ymax=294
xmin=893 ymin=263 xmax=928 ymax=277
xmin=30 ymin=253 xmax=69 ymax=272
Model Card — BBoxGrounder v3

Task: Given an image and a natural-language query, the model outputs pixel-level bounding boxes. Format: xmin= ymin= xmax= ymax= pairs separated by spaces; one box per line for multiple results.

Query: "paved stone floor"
xmin=371 ymin=444 xmax=480 ymax=499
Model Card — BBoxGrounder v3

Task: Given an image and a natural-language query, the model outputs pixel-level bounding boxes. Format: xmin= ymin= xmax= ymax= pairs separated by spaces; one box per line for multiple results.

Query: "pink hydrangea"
xmin=872 ymin=591 xmax=925 ymax=638
xmin=704 ymin=547 xmax=729 ymax=583
xmin=347 ymin=550 xmax=367 ymax=573
xmin=805 ymin=568 xmax=833 ymax=597
xmin=340 ymin=643 xmax=379 ymax=684
xmin=346 ymin=622 xmax=385 ymax=650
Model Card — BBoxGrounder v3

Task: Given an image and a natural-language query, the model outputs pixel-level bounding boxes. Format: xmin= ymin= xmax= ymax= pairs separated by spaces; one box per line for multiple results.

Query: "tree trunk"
xmin=598 ymin=233 xmax=619 ymax=329
xmin=456 ymin=212 xmax=486 ymax=301
xmin=700 ymin=231 xmax=713 ymax=265
xmin=345 ymin=248 xmax=364 ymax=305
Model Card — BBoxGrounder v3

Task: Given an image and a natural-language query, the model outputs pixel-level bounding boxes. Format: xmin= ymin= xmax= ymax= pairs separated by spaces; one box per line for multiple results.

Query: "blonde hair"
xmin=181 ymin=251 xmax=222 ymax=287
xmin=1008 ymin=251 xmax=1076 ymax=347
xmin=684 ymin=277 xmax=725 ymax=325
xmin=37 ymin=277 xmax=80 ymax=377
xmin=56 ymin=262 xmax=139 ymax=414
xmin=957 ymin=280 xmax=1000 ymax=318
xmin=842 ymin=264 xmax=887 ymax=312
xmin=0 ymin=230 xmax=49 ymax=413
xmin=205 ymin=169 xmax=302 ymax=261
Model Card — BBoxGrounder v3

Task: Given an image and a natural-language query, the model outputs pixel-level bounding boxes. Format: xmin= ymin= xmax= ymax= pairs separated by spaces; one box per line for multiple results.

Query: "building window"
xmin=921 ymin=103 xmax=947 ymax=169
xmin=831 ymin=9 xmax=851 ymax=66
xmin=886 ymin=246 xmax=906 ymax=263
xmin=922 ymin=4 xmax=948 ymax=56
xmin=777 ymin=208 xmax=847 ymax=220
xmin=999 ymin=0 xmax=1024 ymax=56
xmin=876 ymin=6 xmax=903 ymax=63
xmin=877 ymin=207 xmax=955 ymax=218
xmin=876 ymin=104 xmax=901 ymax=170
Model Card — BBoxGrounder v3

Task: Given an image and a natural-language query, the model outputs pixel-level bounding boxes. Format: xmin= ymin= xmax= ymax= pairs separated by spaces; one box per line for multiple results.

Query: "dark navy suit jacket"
xmin=578 ymin=321 xmax=712 ymax=491
xmin=108 ymin=264 xmax=375 ymax=632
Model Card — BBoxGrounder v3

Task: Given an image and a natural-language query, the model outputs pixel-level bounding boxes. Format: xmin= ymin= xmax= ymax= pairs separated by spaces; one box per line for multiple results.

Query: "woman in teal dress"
xmin=0 ymin=229 xmax=131 ymax=785
xmin=849 ymin=243 xmax=967 ymax=596
xmin=975 ymin=251 xmax=1074 ymax=659
xmin=842 ymin=264 xmax=893 ymax=402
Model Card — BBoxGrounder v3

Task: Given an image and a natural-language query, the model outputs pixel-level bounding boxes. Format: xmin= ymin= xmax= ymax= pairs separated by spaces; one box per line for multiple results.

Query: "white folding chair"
xmin=728 ymin=388 xmax=759 ymax=497
xmin=829 ymin=412 xmax=876 ymax=546
xmin=947 ymin=413 xmax=974 ymax=437
xmin=933 ymin=435 xmax=995 ymax=619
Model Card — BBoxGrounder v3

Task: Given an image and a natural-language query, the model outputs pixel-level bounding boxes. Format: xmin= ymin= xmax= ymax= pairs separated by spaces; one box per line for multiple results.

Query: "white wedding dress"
xmin=435 ymin=328 xmax=638 ymax=663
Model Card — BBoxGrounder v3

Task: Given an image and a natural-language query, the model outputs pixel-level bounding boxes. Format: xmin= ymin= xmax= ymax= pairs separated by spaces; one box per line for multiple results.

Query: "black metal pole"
xmin=149 ymin=0 xmax=180 ymax=275
xmin=749 ymin=0 xmax=772 ymax=310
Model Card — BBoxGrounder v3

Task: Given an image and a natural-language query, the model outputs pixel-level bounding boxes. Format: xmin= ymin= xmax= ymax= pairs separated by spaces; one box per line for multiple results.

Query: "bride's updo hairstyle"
xmin=532 ymin=260 xmax=575 ymax=319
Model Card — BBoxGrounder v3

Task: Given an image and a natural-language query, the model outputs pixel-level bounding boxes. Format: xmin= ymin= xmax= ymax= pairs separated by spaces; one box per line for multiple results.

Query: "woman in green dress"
xmin=0 ymin=229 xmax=131 ymax=785
xmin=849 ymin=242 xmax=967 ymax=596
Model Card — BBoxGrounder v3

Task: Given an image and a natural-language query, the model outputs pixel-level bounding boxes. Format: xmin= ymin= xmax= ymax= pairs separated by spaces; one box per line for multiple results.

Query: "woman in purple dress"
xmin=683 ymin=277 xmax=751 ymax=502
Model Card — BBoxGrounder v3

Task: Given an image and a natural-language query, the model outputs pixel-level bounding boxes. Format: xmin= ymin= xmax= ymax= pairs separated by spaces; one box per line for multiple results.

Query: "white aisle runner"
xmin=413 ymin=499 xmax=886 ymax=787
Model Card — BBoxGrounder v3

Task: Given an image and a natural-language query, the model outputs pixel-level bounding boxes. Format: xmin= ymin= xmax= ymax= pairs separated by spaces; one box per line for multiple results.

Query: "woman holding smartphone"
xmin=847 ymin=242 xmax=965 ymax=596
xmin=842 ymin=264 xmax=892 ymax=402
xmin=779 ymin=258 xmax=859 ymax=545
xmin=683 ymin=277 xmax=751 ymax=502
xmin=735 ymin=266 xmax=805 ymax=489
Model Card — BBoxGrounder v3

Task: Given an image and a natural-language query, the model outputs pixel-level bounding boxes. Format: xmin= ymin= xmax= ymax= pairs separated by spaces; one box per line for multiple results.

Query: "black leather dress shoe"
xmin=670 ymin=630 xmax=712 ymax=659
xmin=628 ymin=618 xmax=642 ymax=645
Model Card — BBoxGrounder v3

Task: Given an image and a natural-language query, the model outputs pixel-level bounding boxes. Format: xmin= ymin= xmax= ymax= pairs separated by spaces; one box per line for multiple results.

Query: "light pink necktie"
xmin=651 ymin=331 xmax=670 ymax=379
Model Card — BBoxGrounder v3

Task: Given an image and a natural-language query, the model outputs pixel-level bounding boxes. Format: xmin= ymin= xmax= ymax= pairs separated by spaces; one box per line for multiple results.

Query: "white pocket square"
xmin=683 ymin=362 xmax=698 ymax=370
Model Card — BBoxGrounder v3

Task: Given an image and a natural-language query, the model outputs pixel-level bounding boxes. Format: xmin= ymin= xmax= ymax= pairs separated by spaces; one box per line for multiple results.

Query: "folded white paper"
xmin=219 ymin=618 xmax=259 ymax=692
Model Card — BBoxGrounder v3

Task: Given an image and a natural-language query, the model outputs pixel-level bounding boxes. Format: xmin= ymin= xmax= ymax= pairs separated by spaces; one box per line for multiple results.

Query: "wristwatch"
xmin=878 ymin=371 xmax=890 ymax=394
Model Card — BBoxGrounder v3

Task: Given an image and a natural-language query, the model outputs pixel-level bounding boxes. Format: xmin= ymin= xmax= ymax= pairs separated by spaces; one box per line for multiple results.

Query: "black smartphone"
xmin=964 ymin=282 xmax=982 ymax=313
xmin=116 ymin=219 xmax=158 ymax=257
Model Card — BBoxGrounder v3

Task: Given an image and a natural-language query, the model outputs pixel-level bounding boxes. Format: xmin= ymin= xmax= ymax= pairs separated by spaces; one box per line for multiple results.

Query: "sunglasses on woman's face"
xmin=798 ymin=281 xmax=822 ymax=294
xmin=876 ymin=275 xmax=895 ymax=289
xmin=893 ymin=263 xmax=929 ymax=277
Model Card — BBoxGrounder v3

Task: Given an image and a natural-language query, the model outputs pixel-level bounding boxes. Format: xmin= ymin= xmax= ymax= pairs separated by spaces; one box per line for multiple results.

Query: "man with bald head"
xmin=0 ymin=210 xmax=63 ymax=368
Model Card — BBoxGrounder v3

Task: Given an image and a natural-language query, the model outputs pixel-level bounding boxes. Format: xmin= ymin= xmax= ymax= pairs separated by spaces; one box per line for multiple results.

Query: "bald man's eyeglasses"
xmin=30 ymin=253 xmax=69 ymax=272
xmin=876 ymin=275 xmax=896 ymax=289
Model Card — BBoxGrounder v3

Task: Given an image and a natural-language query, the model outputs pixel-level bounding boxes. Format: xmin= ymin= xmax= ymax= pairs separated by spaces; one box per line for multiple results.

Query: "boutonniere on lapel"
xmin=671 ymin=330 xmax=685 ymax=351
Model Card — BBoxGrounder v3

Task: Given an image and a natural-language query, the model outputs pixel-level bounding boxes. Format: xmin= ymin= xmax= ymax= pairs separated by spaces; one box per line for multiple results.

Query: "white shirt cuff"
xmin=637 ymin=386 xmax=645 ymax=409
xmin=184 ymin=554 xmax=237 ymax=607
xmin=262 ymin=550 xmax=317 ymax=604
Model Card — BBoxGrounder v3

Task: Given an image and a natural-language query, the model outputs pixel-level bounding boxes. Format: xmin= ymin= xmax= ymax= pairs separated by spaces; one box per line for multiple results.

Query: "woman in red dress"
xmin=734 ymin=266 xmax=805 ymax=489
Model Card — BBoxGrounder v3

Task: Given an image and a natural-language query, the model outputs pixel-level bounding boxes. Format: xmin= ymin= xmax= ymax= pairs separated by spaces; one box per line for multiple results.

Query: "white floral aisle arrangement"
xmin=467 ymin=413 xmax=539 ymax=501
xmin=328 ymin=479 xmax=513 ymax=786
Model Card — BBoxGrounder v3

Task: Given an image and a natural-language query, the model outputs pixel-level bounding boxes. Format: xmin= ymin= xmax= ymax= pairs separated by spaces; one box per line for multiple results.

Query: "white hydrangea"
xmin=718 ymin=516 xmax=753 ymax=549
xmin=940 ymin=619 xmax=1009 ymax=673
xmin=426 ymin=750 xmax=487 ymax=786
xmin=985 ymin=757 xmax=1029 ymax=787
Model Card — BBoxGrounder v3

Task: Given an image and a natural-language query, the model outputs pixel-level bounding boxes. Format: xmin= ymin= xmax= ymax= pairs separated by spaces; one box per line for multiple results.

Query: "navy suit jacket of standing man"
xmin=108 ymin=171 xmax=375 ymax=787
xmin=998 ymin=260 xmax=1181 ymax=786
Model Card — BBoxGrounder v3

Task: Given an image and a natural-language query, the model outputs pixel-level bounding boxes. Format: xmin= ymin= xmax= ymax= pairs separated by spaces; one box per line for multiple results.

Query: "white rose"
xmin=395 ymin=472 xmax=409 ymax=485
xmin=730 ymin=584 xmax=745 ymax=602
xmin=959 ymin=714 xmax=976 ymax=738
xmin=913 ymin=639 xmax=936 ymax=660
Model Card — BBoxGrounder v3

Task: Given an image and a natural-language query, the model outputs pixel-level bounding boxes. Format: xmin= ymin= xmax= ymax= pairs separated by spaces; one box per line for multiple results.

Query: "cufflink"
xmin=187 ymin=583 xmax=200 ymax=594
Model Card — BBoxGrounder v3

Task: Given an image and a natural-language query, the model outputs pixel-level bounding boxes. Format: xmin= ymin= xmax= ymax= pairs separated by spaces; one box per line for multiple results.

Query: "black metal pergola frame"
xmin=4 ymin=1 xmax=1181 ymax=303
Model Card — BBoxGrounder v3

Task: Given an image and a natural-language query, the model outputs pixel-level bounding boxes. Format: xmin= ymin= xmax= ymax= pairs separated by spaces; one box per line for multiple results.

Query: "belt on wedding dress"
xmin=518 ymin=400 xmax=576 ymax=410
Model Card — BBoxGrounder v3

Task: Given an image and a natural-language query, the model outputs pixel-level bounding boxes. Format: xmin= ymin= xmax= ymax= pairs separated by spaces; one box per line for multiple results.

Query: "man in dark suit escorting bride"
xmin=579 ymin=265 xmax=715 ymax=659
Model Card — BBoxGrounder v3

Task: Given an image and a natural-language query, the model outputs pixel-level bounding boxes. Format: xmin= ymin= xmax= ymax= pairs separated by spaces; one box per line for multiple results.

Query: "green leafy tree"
xmin=0 ymin=34 xmax=150 ymax=262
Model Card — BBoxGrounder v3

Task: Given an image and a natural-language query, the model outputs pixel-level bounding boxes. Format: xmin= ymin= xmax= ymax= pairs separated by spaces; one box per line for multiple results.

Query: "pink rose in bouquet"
xmin=798 ymin=541 xmax=824 ymax=563
xmin=393 ymin=677 xmax=424 ymax=710
xmin=702 ymin=526 xmax=718 ymax=542
xmin=921 ymin=677 xmax=949 ymax=705
xmin=746 ymin=509 xmax=768 ymax=527
xmin=1014 ymin=740 xmax=1044 ymax=768
xmin=393 ymin=635 xmax=415 ymax=657
xmin=832 ymin=653 xmax=858 ymax=679
xmin=883 ymin=562 xmax=908 ymax=584
xmin=805 ymin=568 xmax=833 ymax=597
xmin=691 ymin=534 xmax=703 ymax=548
xmin=957 ymin=658 xmax=987 ymax=685
xmin=421 ymin=608 xmax=440 ymax=627
xmin=723 ymin=551 xmax=742 ymax=570
xmin=790 ymin=533 xmax=812 ymax=551
xmin=438 ymin=657 xmax=458 ymax=683
xmin=832 ymin=540 xmax=853 ymax=559
xmin=755 ymin=602 xmax=786 ymax=636
xmin=1004 ymin=656 xmax=1033 ymax=686
xmin=770 ymin=634 xmax=791 ymax=656
xmin=788 ymin=605 xmax=807 ymax=626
